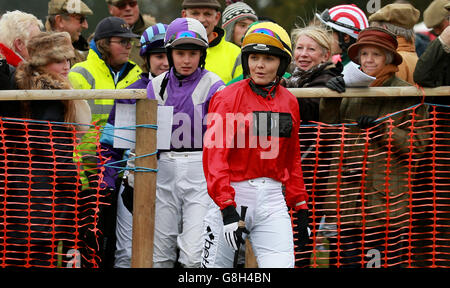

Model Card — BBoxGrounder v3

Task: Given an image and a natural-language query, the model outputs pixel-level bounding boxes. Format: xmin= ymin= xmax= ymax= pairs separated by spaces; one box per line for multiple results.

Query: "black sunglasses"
xmin=114 ymin=0 xmax=138 ymax=10
xmin=63 ymin=13 xmax=87 ymax=24
xmin=109 ymin=38 xmax=132 ymax=47
xmin=320 ymin=9 xmax=361 ymax=33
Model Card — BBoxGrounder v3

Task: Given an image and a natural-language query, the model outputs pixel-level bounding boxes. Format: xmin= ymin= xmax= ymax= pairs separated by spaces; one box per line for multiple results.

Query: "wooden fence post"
xmin=131 ymin=99 xmax=158 ymax=268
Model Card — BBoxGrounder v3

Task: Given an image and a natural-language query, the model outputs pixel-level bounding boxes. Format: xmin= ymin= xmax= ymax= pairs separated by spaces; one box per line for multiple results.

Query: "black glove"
xmin=0 ymin=58 xmax=11 ymax=90
xmin=325 ymin=75 xmax=346 ymax=93
xmin=295 ymin=209 xmax=310 ymax=249
xmin=121 ymin=181 xmax=134 ymax=214
xmin=222 ymin=205 xmax=248 ymax=250
xmin=357 ymin=115 xmax=377 ymax=129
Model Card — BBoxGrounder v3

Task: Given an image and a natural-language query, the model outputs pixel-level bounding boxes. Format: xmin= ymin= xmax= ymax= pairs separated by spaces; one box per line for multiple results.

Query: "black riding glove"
xmin=357 ymin=115 xmax=377 ymax=129
xmin=121 ymin=181 xmax=134 ymax=214
xmin=295 ymin=209 xmax=310 ymax=249
xmin=0 ymin=59 xmax=11 ymax=90
xmin=222 ymin=205 xmax=248 ymax=250
xmin=325 ymin=75 xmax=346 ymax=93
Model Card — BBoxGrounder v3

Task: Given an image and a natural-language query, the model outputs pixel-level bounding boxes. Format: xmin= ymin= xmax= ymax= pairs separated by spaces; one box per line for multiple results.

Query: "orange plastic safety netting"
xmin=0 ymin=117 xmax=108 ymax=268
xmin=2 ymin=101 xmax=450 ymax=269
xmin=291 ymin=102 xmax=450 ymax=268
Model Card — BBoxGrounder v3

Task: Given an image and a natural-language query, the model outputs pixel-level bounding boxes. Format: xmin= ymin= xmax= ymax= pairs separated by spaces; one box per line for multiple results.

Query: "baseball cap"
xmin=94 ymin=16 xmax=140 ymax=41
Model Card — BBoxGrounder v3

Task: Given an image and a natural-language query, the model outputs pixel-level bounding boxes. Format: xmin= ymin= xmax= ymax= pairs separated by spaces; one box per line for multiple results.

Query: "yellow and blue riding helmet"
xmin=241 ymin=21 xmax=292 ymax=78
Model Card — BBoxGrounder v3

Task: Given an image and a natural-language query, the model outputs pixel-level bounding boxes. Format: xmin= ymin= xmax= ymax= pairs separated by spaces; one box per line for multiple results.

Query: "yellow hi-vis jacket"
xmin=68 ymin=49 xmax=142 ymax=125
xmin=68 ymin=48 xmax=141 ymax=189
xmin=205 ymin=27 xmax=242 ymax=84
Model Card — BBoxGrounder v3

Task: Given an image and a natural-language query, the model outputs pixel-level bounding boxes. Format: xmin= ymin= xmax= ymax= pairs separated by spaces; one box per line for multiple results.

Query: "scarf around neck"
xmin=369 ymin=64 xmax=399 ymax=87
xmin=0 ymin=43 xmax=22 ymax=67
xmin=286 ymin=61 xmax=333 ymax=88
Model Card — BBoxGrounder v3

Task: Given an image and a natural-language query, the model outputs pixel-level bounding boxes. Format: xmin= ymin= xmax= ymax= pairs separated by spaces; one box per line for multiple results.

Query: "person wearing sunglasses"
xmin=45 ymin=0 xmax=93 ymax=66
xmin=315 ymin=4 xmax=368 ymax=68
xmin=99 ymin=23 xmax=170 ymax=268
xmin=68 ymin=19 xmax=142 ymax=257
xmin=69 ymin=16 xmax=142 ymax=103
xmin=201 ymin=21 xmax=309 ymax=268
xmin=106 ymin=0 xmax=157 ymax=73
xmin=69 ymin=16 xmax=142 ymax=150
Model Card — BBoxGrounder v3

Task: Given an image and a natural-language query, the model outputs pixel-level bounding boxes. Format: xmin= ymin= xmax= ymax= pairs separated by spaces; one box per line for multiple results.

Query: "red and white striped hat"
xmin=316 ymin=4 xmax=369 ymax=39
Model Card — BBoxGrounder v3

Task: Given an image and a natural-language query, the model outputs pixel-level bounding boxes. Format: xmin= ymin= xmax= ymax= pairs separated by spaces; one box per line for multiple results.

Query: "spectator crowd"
xmin=0 ymin=0 xmax=449 ymax=269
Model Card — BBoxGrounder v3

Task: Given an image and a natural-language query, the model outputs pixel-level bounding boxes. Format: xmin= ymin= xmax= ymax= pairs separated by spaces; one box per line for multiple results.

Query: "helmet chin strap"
xmin=174 ymin=70 xmax=188 ymax=81
xmin=165 ymin=47 xmax=207 ymax=70
xmin=145 ymin=54 xmax=152 ymax=75
xmin=248 ymin=77 xmax=279 ymax=99
xmin=337 ymin=31 xmax=356 ymax=53
xmin=158 ymin=47 xmax=206 ymax=99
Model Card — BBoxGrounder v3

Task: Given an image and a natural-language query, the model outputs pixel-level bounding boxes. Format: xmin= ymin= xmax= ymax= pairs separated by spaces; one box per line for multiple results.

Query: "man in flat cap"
xmin=46 ymin=0 xmax=93 ymax=65
xmin=105 ymin=0 xmax=156 ymax=73
xmin=415 ymin=0 xmax=450 ymax=87
xmin=181 ymin=0 xmax=243 ymax=84
xmin=414 ymin=2 xmax=450 ymax=268
xmin=424 ymin=0 xmax=449 ymax=37
xmin=369 ymin=3 xmax=420 ymax=84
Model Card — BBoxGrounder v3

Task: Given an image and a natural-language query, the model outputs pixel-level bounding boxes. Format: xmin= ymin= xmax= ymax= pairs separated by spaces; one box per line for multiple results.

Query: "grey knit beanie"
xmin=222 ymin=1 xmax=257 ymax=42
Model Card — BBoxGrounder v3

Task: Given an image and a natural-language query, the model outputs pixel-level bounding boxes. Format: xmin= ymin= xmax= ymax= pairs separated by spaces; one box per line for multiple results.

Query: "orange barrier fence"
xmin=1 ymin=101 xmax=450 ymax=268
xmin=292 ymin=103 xmax=450 ymax=268
xmin=0 ymin=117 xmax=107 ymax=268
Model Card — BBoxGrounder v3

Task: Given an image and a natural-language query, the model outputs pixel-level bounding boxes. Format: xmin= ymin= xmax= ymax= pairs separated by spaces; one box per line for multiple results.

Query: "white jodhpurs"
xmin=153 ymin=151 xmax=210 ymax=268
xmin=113 ymin=151 xmax=209 ymax=268
xmin=200 ymin=177 xmax=295 ymax=268
xmin=114 ymin=184 xmax=133 ymax=268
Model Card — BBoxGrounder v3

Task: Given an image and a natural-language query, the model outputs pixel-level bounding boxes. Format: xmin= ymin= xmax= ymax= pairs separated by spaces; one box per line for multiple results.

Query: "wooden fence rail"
xmin=0 ymin=86 xmax=448 ymax=268
xmin=0 ymin=86 xmax=449 ymax=100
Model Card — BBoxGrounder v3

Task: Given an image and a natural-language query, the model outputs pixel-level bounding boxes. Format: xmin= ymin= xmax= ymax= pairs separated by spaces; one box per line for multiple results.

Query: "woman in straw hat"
xmin=318 ymin=27 xmax=429 ymax=267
